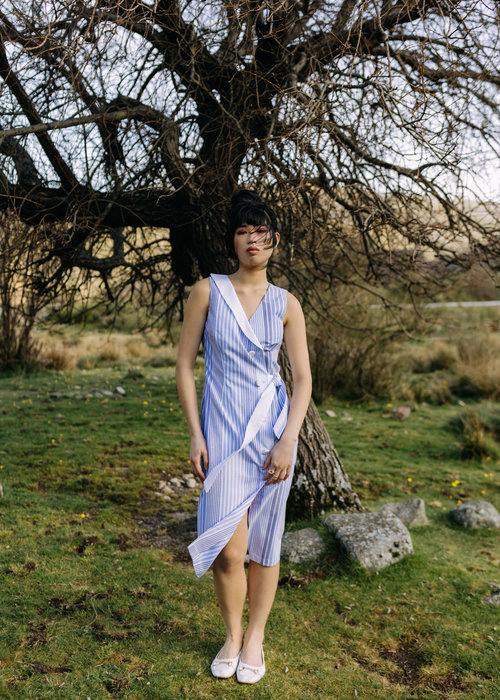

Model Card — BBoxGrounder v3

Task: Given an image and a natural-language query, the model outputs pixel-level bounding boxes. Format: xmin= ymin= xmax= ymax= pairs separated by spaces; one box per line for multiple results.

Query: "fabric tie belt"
xmin=203 ymin=372 xmax=288 ymax=493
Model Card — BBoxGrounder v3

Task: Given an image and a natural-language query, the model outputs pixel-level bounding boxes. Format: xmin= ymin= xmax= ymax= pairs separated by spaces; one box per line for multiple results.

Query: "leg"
xmin=212 ymin=510 xmax=248 ymax=658
xmin=241 ymin=559 xmax=280 ymax=666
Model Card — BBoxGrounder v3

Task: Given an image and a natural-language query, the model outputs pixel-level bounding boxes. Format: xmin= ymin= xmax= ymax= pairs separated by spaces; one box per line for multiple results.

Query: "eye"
xmin=235 ymin=228 xmax=247 ymax=235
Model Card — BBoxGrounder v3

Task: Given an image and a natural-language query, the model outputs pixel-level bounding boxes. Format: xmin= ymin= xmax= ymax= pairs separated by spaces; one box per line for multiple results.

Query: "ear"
xmin=274 ymin=231 xmax=280 ymax=247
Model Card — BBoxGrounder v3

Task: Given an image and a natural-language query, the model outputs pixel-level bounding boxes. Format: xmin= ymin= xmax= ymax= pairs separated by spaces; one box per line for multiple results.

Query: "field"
xmin=0 ymin=335 xmax=499 ymax=698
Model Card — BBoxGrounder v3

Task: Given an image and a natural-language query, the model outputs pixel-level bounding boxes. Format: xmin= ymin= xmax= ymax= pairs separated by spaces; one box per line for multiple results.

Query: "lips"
xmin=247 ymin=247 xmax=259 ymax=253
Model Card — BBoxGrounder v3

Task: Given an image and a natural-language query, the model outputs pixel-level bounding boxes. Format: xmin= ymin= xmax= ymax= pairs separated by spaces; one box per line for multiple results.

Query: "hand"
xmin=262 ymin=436 xmax=296 ymax=485
xmin=190 ymin=434 xmax=208 ymax=482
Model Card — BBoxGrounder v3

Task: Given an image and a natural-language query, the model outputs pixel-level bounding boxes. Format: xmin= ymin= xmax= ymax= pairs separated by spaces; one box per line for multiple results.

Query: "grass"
xmin=0 ymin=366 xmax=499 ymax=698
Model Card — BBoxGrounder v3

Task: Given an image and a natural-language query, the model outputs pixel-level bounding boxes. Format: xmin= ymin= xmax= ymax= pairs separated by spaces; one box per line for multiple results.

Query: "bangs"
xmin=231 ymin=204 xmax=273 ymax=232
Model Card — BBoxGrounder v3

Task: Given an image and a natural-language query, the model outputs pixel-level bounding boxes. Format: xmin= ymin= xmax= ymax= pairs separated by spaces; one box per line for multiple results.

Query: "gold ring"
xmin=268 ymin=469 xmax=275 ymax=475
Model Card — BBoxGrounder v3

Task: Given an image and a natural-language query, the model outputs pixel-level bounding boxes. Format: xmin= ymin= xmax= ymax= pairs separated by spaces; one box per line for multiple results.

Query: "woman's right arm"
xmin=175 ymin=278 xmax=210 ymax=481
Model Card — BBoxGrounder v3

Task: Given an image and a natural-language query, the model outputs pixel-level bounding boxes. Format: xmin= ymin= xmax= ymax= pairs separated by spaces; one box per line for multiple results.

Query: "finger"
xmin=191 ymin=455 xmax=205 ymax=481
xmin=261 ymin=454 xmax=272 ymax=471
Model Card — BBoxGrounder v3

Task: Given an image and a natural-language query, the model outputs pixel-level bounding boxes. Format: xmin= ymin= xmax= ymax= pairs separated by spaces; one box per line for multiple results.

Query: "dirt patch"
xmin=135 ymin=510 xmax=197 ymax=562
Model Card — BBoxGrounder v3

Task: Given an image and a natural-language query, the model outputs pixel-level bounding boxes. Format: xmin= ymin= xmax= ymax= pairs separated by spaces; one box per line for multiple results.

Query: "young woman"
xmin=175 ymin=190 xmax=312 ymax=684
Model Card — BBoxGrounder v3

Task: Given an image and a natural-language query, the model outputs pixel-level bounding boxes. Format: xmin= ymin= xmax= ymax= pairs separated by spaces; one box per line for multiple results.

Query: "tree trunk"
xmin=279 ymin=345 xmax=364 ymax=519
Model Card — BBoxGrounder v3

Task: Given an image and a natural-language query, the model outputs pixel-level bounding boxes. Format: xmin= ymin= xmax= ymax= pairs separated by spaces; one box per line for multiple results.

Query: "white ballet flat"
xmin=236 ymin=645 xmax=265 ymax=684
xmin=210 ymin=646 xmax=242 ymax=678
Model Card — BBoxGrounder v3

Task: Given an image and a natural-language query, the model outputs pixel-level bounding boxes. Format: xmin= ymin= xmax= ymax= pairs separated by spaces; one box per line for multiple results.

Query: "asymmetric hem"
xmin=187 ymin=273 xmax=297 ymax=577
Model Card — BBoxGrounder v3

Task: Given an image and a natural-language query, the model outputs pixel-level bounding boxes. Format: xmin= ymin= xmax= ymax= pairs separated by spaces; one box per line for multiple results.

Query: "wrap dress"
xmin=188 ymin=273 xmax=298 ymax=578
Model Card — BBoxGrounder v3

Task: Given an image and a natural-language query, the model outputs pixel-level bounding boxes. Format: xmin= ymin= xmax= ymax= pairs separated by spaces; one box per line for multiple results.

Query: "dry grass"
xmin=34 ymin=329 xmax=177 ymax=370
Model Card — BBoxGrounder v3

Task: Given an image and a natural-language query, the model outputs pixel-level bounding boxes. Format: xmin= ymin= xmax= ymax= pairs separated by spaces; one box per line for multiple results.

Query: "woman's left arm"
xmin=281 ymin=292 xmax=312 ymax=442
xmin=262 ymin=292 xmax=312 ymax=484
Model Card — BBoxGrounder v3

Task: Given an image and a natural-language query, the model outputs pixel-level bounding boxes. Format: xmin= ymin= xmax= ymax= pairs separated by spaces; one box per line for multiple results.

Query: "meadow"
xmin=0 ymin=305 xmax=499 ymax=699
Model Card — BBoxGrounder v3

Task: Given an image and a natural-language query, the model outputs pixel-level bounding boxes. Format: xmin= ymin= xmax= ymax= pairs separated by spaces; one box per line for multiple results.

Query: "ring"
xmin=268 ymin=469 xmax=275 ymax=475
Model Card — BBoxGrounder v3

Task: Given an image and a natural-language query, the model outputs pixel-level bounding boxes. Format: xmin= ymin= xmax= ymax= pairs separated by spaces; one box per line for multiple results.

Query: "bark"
xmin=279 ymin=345 xmax=364 ymax=518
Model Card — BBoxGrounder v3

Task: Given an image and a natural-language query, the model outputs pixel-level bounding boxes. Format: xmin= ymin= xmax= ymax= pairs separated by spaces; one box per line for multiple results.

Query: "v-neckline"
xmin=226 ymin=274 xmax=271 ymax=323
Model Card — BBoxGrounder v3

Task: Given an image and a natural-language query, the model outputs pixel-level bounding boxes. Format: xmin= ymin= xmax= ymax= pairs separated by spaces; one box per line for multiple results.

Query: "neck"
xmin=231 ymin=264 xmax=269 ymax=288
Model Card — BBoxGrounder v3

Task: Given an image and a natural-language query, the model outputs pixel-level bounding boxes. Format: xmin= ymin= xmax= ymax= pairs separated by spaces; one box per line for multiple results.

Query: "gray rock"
xmin=157 ymin=480 xmax=174 ymax=494
xmin=101 ymin=390 xmax=114 ymax=397
xmin=115 ymin=386 xmax=126 ymax=395
xmin=281 ymin=528 xmax=325 ymax=563
xmin=482 ymin=582 xmax=500 ymax=605
xmin=324 ymin=511 xmax=413 ymax=571
xmin=392 ymin=406 xmax=411 ymax=420
xmin=325 ymin=410 xmax=337 ymax=418
xmin=184 ymin=478 xmax=198 ymax=489
xmin=169 ymin=477 xmax=183 ymax=488
xmin=379 ymin=498 xmax=429 ymax=527
xmin=449 ymin=501 xmax=500 ymax=529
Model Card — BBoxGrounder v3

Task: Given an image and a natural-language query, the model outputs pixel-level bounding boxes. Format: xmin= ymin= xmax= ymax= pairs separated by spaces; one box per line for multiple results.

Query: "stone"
xmin=184 ymin=478 xmax=198 ymax=489
xmin=325 ymin=410 xmax=337 ymax=418
xmin=281 ymin=528 xmax=326 ymax=563
xmin=169 ymin=477 xmax=183 ymax=488
xmin=392 ymin=406 xmax=411 ymax=420
xmin=323 ymin=511 xmax=413 ymax=571
xmin=482 ymin=582 xmax=500 ymax=605
xmin=182 ymin=473 xmax=192 ymax=480
xmin=429 ymin=501 xmax=442 ymax=508
xmin=115 ymin=386 xmax=126 ymax=395
xmin=157 ymin=480 xmax=174 ymax=494
xmin=379 ymin=498 xmax=429 ymax=527
xmin=449 ymin=501 xmax=500 ymax=529
xmin=101 ymin=390 xmax=114 ymax=396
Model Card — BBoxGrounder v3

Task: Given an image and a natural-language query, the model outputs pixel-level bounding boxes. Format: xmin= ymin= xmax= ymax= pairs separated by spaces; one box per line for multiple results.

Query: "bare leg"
xmin=212 ymin=512 xmax=248 ymax=658
xmin=241 ymin=559 xmax=280 ymax=666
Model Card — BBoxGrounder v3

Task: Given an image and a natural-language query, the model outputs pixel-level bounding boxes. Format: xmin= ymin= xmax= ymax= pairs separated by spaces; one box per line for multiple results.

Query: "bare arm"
xmin=175 ymin=277 xmax=210 ymax=481
xmin=281 ymin=291 xmax=313 ymax=442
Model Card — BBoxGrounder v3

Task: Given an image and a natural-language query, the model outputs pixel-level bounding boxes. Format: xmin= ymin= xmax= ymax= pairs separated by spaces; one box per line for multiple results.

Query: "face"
xmin=233 ymin=223 xmax=279 ymax=265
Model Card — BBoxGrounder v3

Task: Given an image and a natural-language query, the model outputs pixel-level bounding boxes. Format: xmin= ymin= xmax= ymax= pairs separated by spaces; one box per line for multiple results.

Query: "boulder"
xmin=379 ymin=498 xmax=429 ymax=527
xmin=323 ymin=511 xmax=413 ymax=571
xmin=281 ymin=528 xmax=325 ymax=563
xmin=449 ymin=501 xmax=500 ymax=529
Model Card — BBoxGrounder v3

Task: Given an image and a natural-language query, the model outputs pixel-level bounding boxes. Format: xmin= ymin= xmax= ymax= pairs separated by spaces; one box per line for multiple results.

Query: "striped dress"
xmin=187 ymin=273 xmax=298 ymax=578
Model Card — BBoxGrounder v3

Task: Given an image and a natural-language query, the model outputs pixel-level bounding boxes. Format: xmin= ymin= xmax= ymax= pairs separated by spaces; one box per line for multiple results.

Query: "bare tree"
xmin=0 ymin=0 xmax=498 ymax=514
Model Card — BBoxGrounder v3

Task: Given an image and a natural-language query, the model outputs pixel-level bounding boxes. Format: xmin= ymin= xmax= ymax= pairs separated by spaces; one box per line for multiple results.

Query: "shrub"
xmin=457 ymin=411 xmax=500 ymax=461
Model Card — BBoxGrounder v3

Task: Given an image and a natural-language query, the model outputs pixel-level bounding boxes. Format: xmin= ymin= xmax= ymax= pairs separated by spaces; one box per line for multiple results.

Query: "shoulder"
xmin=283 ymin=290 xmax=303 ymax=326
xmin=187 ymin=276 xmax=210 ymax=309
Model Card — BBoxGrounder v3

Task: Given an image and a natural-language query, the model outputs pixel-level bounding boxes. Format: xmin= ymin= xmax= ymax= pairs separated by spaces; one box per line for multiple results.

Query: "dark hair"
xmin=225 ymin=189 xmax=279 ymax=260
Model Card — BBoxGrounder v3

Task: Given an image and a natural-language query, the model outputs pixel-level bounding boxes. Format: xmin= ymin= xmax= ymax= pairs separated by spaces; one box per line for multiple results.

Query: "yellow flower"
xmin=386 ymin=403 xmax=392 ymax=407
xmin=81 ymin=513 xmax=86 ymax=518
xmin=485 ymin=456 xmax=491 ymax=461
xmin=457 ymin=500 xmax=462 ymax=505
xmin=143 ymin=460 xmax=147 ymax=464
xmin=0 ymin=465 xmax=3 ymax=469
xmin=187 ymin=459 xmax=191 ymax=463
xmin=452 ymin=480 xmax=460 ymax=487
xmin=143 ymin=401 xmax=148 ymax=405
xmin=481 ymin=490 xmax=485 ymax=494
xmin=407 ymin=477 xmax=412 ymax=482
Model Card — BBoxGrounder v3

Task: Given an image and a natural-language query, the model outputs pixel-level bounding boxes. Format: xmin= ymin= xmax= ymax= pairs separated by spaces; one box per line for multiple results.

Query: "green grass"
xmin=0 ymin=367 xmax=499 ymax=698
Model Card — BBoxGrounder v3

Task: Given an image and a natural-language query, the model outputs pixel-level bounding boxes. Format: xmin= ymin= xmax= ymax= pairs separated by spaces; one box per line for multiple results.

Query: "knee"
xmin=215 ymin=542 xmax=246 ymax=572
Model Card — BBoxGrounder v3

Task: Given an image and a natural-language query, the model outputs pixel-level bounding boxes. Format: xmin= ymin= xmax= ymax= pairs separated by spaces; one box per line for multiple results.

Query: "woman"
xmin=175 ymin=190 xmax=312 ymax=684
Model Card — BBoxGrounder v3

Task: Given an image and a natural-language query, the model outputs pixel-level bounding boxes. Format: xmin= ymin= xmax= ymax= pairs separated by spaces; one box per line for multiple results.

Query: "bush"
xmin=457 ymin=411 xmax=500 ymax=461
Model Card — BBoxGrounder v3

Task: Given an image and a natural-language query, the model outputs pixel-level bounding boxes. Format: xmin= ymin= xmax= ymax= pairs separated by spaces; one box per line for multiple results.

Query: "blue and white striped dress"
xmin=188 ymin=273 xmax=298 ymax=577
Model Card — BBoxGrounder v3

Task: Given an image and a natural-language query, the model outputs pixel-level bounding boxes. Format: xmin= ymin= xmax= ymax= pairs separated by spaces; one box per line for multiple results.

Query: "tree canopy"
xmin=0 ymin=0 xmax=498 ymax=319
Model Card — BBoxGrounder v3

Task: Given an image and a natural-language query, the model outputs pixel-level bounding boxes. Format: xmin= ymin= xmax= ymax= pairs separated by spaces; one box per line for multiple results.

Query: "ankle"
xmin=242 ymin=630 xmax=264 ymax=647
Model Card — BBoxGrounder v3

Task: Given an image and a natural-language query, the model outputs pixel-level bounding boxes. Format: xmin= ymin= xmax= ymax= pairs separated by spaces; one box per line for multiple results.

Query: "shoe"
xmin=210 ymin=645 xmax=242 ymax=678
xmin=236 ymin=644 xmax=265 ymax=684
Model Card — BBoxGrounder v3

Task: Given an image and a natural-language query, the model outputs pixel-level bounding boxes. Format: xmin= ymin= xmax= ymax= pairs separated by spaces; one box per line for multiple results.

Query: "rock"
xmin=93 ymin=391 xmax=103 ymax=398
xmin=323 ymin=511 xmax=413 ymax=571
xmin=184 ymin=478 xmax=198 ymax=489
xmin=157 ymin=480 xmax=174 ymax=494
xmin=341 ymin=411 xmax=352 ymax=421
xmin=457 ymin=400 xmax=466 ymax=406
xmin=169 ymin=477 xmax=183 ymax=488
xmin=50 ymin=392 xmax=62 ymax=398
xmin=153 ymin=491 xmax=171 ymax=501
xmin=392 ymin=406 xmax=411 ymax=420
xmin=281 ymin=528 xmax=325 ymax=563
xmin=101 ymin=390 xmax=114 ymax=397
xmin=429 ymin=501 xmax=442 ymax=508
xmin=182 ymin=473 xmax=192 ymax=481
xmin=449 ymin=501 xmax=500 ymax=529
xmin=325 ymin=410 xmax=337 ymax=418
xmin=55 ymin=413 xmax=65 ymax=419
xmin=482 ymin=582 xmax=500 ymax=605
xmin=379 ymin=498 xmax=429 ymax=527
xmin=115 ymin=386 xmax=126 ymax=395
xmin=0 ymin=482 xmax=3 ymax=497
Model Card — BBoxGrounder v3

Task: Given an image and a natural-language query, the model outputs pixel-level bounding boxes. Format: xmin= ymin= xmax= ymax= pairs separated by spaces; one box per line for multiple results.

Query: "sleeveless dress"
xmin=187 ymin=273 xmax=298 ymax=578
